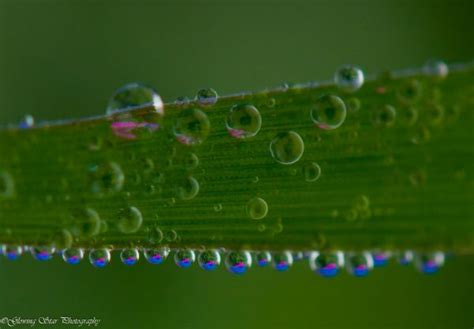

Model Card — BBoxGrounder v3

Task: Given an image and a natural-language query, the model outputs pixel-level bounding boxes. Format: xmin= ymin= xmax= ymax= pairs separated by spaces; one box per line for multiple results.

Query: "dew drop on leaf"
xmin=270 ymin=131 xmax=304 ymax=165
xmin=226 ymin=104 xmax=262 ymax=139
xmin=311 ymin=94 xmax=347 ymax=130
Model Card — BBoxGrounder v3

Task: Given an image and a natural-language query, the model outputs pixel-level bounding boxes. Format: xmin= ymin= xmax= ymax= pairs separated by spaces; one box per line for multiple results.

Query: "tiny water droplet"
xmin=374 ymin=105 xmax=397 ymax=127
xmin=334 ymin=65 xmax=364 ymax=92
xmin=120 ymin=248 xmax=140 ymax=265
xmin=346 ymin=98 xmax=361 ymax=112
xmin=0 ymin=171 xmax=15 ymax=199
xmin=398 ymin=250 xmax=414 ymax=266
xmin=415 ymin=252 xmax=445 ymax=274
xmin=213 ymin=203 xmax=223 ymax=212
xmin=371 ymin=251 xmax=391 ymax=267
xmin=184 ymin=153 xmax=199 ymax=170
xmin=177 ymin=176 xmax=200 ymax=200
xmin=226 ymin=104 xmax=262 ymax=139
xmin=144 ymin=247 xmax=170 ymax=265
xmin=196 ymin=88 xmax=218 ymax=105
xmin=247 ymin=197 xmax=268 ymax=220
xmin=89 ymin=248 xmax=111 ymax=268
xmin=225 ymin=250 xmax=252 ymax=275
xmin=89 ymin=161 xmax=124 ymax=194
xmin=2 ymin=245 xmax=23 ymax=261
xmin=311 ymin=94 xmax=347 ymax=130
xmin=272 ymin=251 xmax=293 ymax=272
xmin=117 ymin=206 xmax=143 ymax=234
xmin=174 ymin=109 xmax=210 ymax=145
xmin=423 ymin=59 xmax=449 ymax=79
xmin=270 ymin=131 xmax=304 ymax=165
xmin=303 ymin=162 xmax=321 ymax=182
xmin=174 ymin=249 xmax=196 ymax=268
xmin=255 ymin=251 xmax=272 ymax=267
xmin=309 ymin=251 xmax=344 ymax=278
xmin=31 ymin=246 xmax=56 ymax=261
xmin=62 ymin=248 xmax=84 ymax=265
xmin=346 ymin=253 xmax=373 ymax=277
xmin=397 ymin=80 xmax=422 ymax=103
xmin=411 ymin=126 xmax=431 ymax=145
xmin=72 ymin=208 xmax=101 ymax=237
xmin=19 ymin=114 xmax=35 ymax=129
xmin=106 ymin=83 xmax=164 ymax=115
xmin=198 ymin=250 xmax=221 ymax=271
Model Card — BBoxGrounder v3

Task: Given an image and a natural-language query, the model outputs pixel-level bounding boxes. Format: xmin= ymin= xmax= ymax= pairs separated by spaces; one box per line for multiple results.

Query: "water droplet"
xmin=309 ymin=251 xmax=344 ymax=278
xmin=426 ymin=104 xmax=444 ymax=126
xmin=346 ymin=98 xmax=361 ymax=112
xmin=303 ymin=162 xmax=321 ymax=182
xmin=72 ymin=208 xmax=101 ymax=237
xmin=255 ymin=251 xmax=272 ymax=267
xmin=311 ymin=94 xmax=347 ymax=130
xmin=346 ymin=253 xmax=373 ymax=277
xmin=177 ymin=176 xmax=199 ymax=200
xmin=31 ymin=246 xmax=56 ymax=261
xmin=415 ymin=252 xmax=445 ymax=274
xmin=198 ymin=250 xmax=221 ymax=271
xmin=397 ymin=80 xmax=422 ymax=103
xmin=374 ymin=105 xmax=397 ymax=127
xmin=213 ymin=203 xmax=223 ymax=212
xmin=272 ymin=251 xmax=293 ymax=272
xmin=0 ymin=171 xmax=15 ymax=199
xmin=400 ymin=107 xmax=419 ymax=126
xmin=144 ymin=247 xmax=170 ymax=265
xmin=117 ymin=206 xmax=143 ymax=234
xmin=120 ymin=248 xmax=140 ymax=265
xmin=106 ymin=82 xmax=164 ymax=115
xmin=89 ymin=248 xmax=111 ymax=268
xmin=184 ymin=153 xmax=199 ymax=170
xmin=371 ymin=251 xmax=391 ymax=267
xmin=164 ymin=230 xmax=178 ymax=242
xmin=147 ymin=226 xmax=163 ymax=244
xmin=226 ymin=104 xmax=262 ymax=139
xmin=174 ymin=249 xmax=196 ymax=268
xmin=353 ymin=195 xmax=370 ymax=210
xmin=89 ymin=162 xmax=124 ymax=194
xmin=270 ymin=131 xmax=304 ymax=165
xmin=19 ymin=114 xmax=35 ymax=129
xmin=423 ymin=59 xmax=449 ymax=79
xmin=266 ymin=98 xmax=276 ymax=108
xmin=2 ymin=245 xmax=23 ymax=261
xmin=398 ymin=250 xmax=414 ymax=266
xmin=247 ymin=197 xmax=268 ymax=220
xmin=334 ymin=65 xmax=364 ymax=92
xmin=411 ymin=126 xmax=431 ymax=145
xmin=225 ymin=251 xmax=252 ymax=275
xmin=196 ymin=88 xmax=218 ymax=105
xmin=174 ymin=109 xmax=210 ymax=145
xmin=62 ymin=248 xmax=84 ymax=265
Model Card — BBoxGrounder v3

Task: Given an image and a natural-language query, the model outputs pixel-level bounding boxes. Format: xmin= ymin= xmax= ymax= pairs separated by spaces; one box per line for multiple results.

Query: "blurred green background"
xmin=0 ymin=0 xmax=473 ymax=328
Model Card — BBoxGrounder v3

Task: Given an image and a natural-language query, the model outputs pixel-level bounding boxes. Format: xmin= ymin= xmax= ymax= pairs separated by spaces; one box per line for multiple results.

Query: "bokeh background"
xmin=0 ymin=1 xmax=473 ymax=328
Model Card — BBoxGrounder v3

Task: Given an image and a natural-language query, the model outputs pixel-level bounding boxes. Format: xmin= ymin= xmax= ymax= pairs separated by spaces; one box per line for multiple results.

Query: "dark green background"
xmin=0 ymin=1 xmax=473 ymax=328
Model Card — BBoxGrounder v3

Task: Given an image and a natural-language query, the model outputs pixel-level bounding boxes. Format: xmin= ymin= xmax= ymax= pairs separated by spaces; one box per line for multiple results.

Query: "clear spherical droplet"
xmin=177 ymin=176 xmax=200 ymax=200
xmin=2 ymin=245 xmax=23 ymax=261
xmin=398 ymin=250 xmax=414 ymax=266
xmin=62 ymin=248 xmax=84 ymax=265
xmin=226 ymin=104 xmax=262 ymax=139
xmin=415 ymin=252 xmax=445 ymax=274
xmin=309 ymin=251 xmax=344 ymax=278
xmin=272 ymin=251 xmax=293 ymax=272
xmin=120 ymin=248 xmax=140 ymax=266
xmin=225 ymin=250 xmax=252 ymax=275
xmin=106 ymin=82 xmax=164 ymax=115
xmin=117 ymin=206 xmax=143 ymax=234
xmin=346 ymin=252 xmax=373 ymax=277
xmin=371 ymin=251 xmax=391 ymax=267
xmin=311 ymin=94 xmax=347 ymax=130
xmin=174 ymin=109 xmax=210 ymax=145
xmin=198 ymin=250 xmax=221 ymax=271
xmin=89 ymin=161 xmax=124 ymax=194
xmin=270 ymin=131 xmax=304 ymax=165
xmin=303 ymin=162 xmax=321 ymax=182
xmin=423 ymin=59 xmax=449 ymax=79
xmin=255 ymin=251 xmax=272 ymax=267
xmin=31 ymin=246 xmax=56 ymax=261
xmin=19 ymin=114 xmax=35 ymax=129
xmin=174 ymin=249 xmax=196 ymax=268
xmin=335 ymin=65 xmax=364 ymax=92
xmin=144 ymin=247 xmax=170 ymax=265
xmin=89 ymin=249 xmax=111 ymax=268
xmin=247 ymin=197 xmax=268 ymax=220
xmin=72 ymin=208 xmax=101 ymax=237
xmin=196 ymin=88 xmax=218 ymax=105
xmin=374 ymin=105 xmax=397 ymax=127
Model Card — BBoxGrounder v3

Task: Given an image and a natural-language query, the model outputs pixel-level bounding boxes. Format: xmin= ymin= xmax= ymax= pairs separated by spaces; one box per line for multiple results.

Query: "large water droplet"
xmin=198 ymin=250 xmax=221 ymax=271
xmin=334 ymin=65 xmax=364 ymax=92
xmin=120 ymin=248 xmax=140 ymax=266
xmin=89 ymin=248 xmax=111 ymax=268
xmin=31 ymin=246 xmax=56 ymax=261
xmin=2 ymin=245 xmax=23 ymax=261
xmin=255 ymin=251 xmax=272 ymax=267
xmin=106 ymin=83 xmax=164 ymax=115
xmin=311 ymin=94 xmax=346 ymax=130
xmin=247 ymin=197 xmax=268 ymax=220
xmin=270 ymin=131 xmax=304 ymax=165
xmin=226 ymin=104 xmax=262 ymax=139
xmin=346 ymin=253 xmax=373 ymax=277
xmin=225 ymin=251 xmax=252 ymax=275
xmin=174 ymin=249 xmax=196 ymax=268
xmin=62 ymin=248 xmax=84 ymax=265
xmin=415 ymin=252 xmax=445 ymax=274
xmin=272 ymin=251 xmax=293 ymax=272
xmin=196 ymin=88 xmax=218 ymax=105
xmin=174 ymin=109 xmax=210 ymax=145
xmin=144 ymin=247 xmax=170 ymax=265
xmin=309 ymin=251 xmax=344 ymax=278
xmin=117 ymin=206 xmax=143 ymax=234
